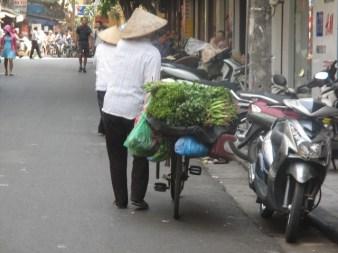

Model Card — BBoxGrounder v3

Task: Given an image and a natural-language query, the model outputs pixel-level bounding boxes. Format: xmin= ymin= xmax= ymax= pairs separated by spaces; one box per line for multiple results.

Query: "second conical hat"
xmin=98 ymin=26 xmax=120 ymax=45
xmin=121 ymin=7 xmax=167 ymax=39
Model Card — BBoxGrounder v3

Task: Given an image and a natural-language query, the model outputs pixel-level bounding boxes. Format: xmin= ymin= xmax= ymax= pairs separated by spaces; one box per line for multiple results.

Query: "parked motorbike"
xmin=162 ymin=37 xmax=208 ymax=68
xmin=161 ymin=48 xmax=232 ymax=84
xmin=221 ymin=57 xmax=247 ymax=89
xmin=62 ymin=41 xmax=77 ymax=58
xmin=229 ymin=74 xmax=299 ymax=160
xmin=230 ymin=61 xmax=338 ymax=161
xmin=231 ymin=72 xmax=338 ymax=242
xmin=247 ymin=94 xmax=336 ymax=242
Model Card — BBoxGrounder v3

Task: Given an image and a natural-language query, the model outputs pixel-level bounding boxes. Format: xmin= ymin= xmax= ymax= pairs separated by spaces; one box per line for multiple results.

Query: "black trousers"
xmin=30 ymin=40 xmax=41 ymax=58
xmin=102 ymin=112 xmax=149 ymax=206
xmin=97 ymin=91 xmax=106 ymax=134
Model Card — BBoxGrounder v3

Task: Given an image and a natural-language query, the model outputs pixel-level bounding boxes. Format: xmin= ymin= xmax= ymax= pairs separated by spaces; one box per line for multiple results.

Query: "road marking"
xmin=57 ymin=244 xmax=67 ymax=249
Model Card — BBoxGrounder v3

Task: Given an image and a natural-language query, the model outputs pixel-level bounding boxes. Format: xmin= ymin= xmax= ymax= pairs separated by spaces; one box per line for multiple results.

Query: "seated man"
xmin=210 ymin=30 xmax=228 ymax=50
xmin=153 ymin=30 xmax=172 ymax=57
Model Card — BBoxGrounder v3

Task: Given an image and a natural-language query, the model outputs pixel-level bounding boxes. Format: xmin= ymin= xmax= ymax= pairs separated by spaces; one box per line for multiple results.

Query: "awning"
xmin=0 ymin=8 xmax=19 ymax=19
xmin=27 ymin=16 xmax=57 ymax=27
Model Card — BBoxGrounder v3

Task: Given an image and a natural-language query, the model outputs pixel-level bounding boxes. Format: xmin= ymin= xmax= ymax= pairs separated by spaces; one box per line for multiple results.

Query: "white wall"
xmin=233 ymin=0 xmax=241 ymax=53
xmin=271 ymin=4 xmax=283 ymax=74
xmin=312 ymin=0 xmax=337 ymax=74
xmin=283 ymin=0 xmax=294 ymax=86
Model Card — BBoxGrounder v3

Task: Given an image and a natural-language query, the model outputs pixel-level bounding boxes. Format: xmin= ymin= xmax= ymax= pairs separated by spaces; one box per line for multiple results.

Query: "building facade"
xmin=174 ymin=0 xmax=337 ymax=89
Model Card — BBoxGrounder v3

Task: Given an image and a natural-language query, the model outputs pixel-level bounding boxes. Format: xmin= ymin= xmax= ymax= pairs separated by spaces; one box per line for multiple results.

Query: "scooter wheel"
xmin=285 ymin=181 xmax=305 ymax=243
xmin=259 ymin=203 xmax=274 ymax=219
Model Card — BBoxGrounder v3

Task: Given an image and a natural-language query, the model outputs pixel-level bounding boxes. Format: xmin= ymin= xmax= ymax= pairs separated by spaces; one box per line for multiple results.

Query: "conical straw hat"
xmin=121 ymin=7 xmax=167 ymax=39
xmin=98 ymin=26 xmax=121 ymax=45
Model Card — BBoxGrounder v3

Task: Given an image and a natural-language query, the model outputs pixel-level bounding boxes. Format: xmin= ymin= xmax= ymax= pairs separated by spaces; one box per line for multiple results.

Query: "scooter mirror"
xmin=272 ymin=74 xmax=287 ymax=86
xmin=315 ymin=72 xmax=329 ymax=80
xmin=298 ymin=69 xmax=305 ymax=77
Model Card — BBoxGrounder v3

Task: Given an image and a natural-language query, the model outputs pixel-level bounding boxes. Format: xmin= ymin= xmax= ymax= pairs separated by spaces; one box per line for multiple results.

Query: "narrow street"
xmin=0 ymin=59 xmax=334 ymax=253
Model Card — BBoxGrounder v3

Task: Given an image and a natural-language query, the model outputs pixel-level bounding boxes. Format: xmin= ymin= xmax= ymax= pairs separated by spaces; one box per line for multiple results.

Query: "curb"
xmin=307 ymin=208 xmax=338 ymax=244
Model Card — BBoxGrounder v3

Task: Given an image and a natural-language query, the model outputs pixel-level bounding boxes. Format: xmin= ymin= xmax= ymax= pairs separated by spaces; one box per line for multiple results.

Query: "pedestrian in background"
xmin=30 ymin=27 xmax=42 ymax=59
xmin=76 ymin=17 xmax=93 ymax=73
xmin=1 ymin=24 xmax=17 ymax=76
xmin=94 ymin=26 xmax=120 ymax=135
xmin=102 ymin=8 xmax=167 ymax=210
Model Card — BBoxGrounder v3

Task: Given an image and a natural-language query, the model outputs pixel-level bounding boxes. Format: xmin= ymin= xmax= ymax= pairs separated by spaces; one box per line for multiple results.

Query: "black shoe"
xmin=83 ymin=68 xmax=87 ymax=73
xmin=78 ymin=67 xmax=82 ymax=72
xmin=132 ymin=200 xmax=149 ymax=211
xmin=114 ymin=201 xmax=127 ymax=209
xmin=98 ymin=126 xmax=105 ymax=136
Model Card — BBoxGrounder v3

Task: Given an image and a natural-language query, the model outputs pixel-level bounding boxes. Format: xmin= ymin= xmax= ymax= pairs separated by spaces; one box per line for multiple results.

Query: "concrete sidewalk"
xmin=201 ymin=159 xmax=338 ymax=252
xmin=309 ymin=169 xmax=338 ymax=243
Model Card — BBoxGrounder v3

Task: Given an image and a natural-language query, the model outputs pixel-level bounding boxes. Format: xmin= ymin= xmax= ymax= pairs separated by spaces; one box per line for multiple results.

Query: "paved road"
xmin=0 ymin=59 xmax=296 ymax=253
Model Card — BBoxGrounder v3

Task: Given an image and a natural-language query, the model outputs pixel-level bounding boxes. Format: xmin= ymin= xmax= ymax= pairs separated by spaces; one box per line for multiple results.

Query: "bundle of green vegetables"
xmin=145 ymin=81 xmax=237 ymax=127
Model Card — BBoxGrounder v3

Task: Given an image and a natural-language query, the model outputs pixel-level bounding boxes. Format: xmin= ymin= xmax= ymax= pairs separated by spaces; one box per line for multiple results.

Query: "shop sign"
xmin=316 ymin=11 xmax=324 ymax=37
xmin=76 ymin=5 xmax=87 ymax=16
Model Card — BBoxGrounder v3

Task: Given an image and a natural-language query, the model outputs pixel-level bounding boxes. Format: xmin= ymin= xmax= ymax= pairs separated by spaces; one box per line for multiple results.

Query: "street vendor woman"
xmin=102 ymin=8 xmax=167 ymax=210
xmin=94 ymin=26 xmax=120 ymax=135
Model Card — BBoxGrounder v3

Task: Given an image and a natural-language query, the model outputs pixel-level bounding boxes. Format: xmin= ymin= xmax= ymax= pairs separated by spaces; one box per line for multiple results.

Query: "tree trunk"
xmin=119 ymin=0 xmax=133 ymax=19
xmin=119 ymin=0 xmax=156 ymax=19
xmin=248 ymin=0 xmax=272 ymax=92
xmin=61 ymin=0 xmax=66 ymax=9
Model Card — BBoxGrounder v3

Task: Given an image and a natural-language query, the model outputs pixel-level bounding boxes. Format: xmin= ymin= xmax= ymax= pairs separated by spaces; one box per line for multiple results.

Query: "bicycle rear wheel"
xmin=173 ymin=155 xmax=183 ymax=219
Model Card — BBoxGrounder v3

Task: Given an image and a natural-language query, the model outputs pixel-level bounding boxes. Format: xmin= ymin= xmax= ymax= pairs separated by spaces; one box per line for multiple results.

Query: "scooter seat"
xmin=161 ymin=62 xmax=209 ymax=80
xmin=199 ymin=79 xmax=241 ymax=91
xmin=238 ymin=91 xmax=291 ymax=105
xmin=174 ymin=56 xmax=200 ymax=68
xmin=247 ymin=112 xmax=277 ymax=130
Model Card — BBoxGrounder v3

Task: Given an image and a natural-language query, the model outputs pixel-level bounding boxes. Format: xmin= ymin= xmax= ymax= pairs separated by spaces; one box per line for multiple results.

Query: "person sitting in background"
xmin=153 ymin=30 xmax=172 ymax=57
xmin=66 ymin=30 xmax=73 ymax=45
xmin=202 ymin=30 xmax=229 ymax=63
xmin=210 ymin=30 xmax=228 ymax=50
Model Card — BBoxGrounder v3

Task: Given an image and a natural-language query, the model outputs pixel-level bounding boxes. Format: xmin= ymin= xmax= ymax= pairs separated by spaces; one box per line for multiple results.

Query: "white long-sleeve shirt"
xmin=102 ymin=39 xmax=161 ymax=120
xmin=94 ymin=42 xmax=116 ymax=91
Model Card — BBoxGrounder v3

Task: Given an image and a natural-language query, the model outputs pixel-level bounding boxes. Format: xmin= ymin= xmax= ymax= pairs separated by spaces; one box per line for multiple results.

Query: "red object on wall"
xmin=325 ymin=13 xmax=334 ymax=35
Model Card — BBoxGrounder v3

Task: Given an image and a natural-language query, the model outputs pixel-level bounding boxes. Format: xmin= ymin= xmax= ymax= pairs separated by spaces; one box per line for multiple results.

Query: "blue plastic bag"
xmin=175 ymin=136 xmax=209 ymax=157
